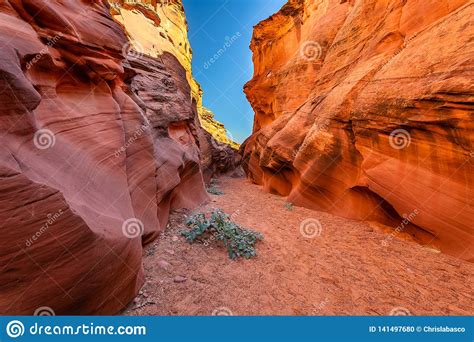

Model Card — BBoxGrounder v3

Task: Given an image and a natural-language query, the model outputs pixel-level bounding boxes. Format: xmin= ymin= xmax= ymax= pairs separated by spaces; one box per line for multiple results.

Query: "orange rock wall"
xmin=243 ymin=0 xmax=474 ymax=261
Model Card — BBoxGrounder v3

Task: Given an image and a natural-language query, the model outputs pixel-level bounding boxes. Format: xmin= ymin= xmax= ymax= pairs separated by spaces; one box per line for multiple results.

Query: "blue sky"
xmin=182 ymin=0 xmax=287 ymax=143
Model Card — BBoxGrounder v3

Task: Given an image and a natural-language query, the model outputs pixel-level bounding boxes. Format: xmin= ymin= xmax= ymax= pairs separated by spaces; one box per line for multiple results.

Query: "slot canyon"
xmin=0 ymin=0 xmax=472 ymax=316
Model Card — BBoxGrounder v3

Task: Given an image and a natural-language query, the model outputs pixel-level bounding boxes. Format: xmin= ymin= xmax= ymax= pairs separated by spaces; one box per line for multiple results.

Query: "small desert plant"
xmin=206 ymin=185 xmax=223 ymax=195
xmin=181 ymin=209 xmax=263 ymax=260
xmin=206 ymin=179 xmax=224 ymax=195
xmin=284 ymin=202 xmax=294 ymax=211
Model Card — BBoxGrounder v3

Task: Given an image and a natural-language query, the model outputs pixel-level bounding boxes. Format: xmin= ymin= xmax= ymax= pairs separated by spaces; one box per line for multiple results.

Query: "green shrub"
xmin=181 ymin=209 xmax=264 ymax=260
xmin=206 ymin=185 xmax=224 ymax=195
xmin=206 ymin=179 xmax=224 ymax=195
xmin=284 ymin=202 xmax=294 ymax=211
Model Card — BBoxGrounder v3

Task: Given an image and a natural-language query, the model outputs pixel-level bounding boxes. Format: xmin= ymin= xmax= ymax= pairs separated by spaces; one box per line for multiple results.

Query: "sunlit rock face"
xmin=109 ymin=0 xmax=240 ymax=179
xmin=243 ymin=0 xmax=474 ymax=261
xmin=0 ymin=0 xmax=232 ymax=315
xmin=109 ymin=0 xmax=237 ymax=148
xmin=200 ymin=108 xmax=240 ymax=150
xmin=109 ymin=0 xmax=200 ymax=106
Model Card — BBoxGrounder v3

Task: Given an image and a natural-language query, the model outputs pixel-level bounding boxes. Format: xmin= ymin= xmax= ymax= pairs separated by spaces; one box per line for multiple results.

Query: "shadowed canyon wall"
xmin=0 ymin=0 xmax=236 ymax=314
xmin=242 ymin=0 xmax=474 ymax=261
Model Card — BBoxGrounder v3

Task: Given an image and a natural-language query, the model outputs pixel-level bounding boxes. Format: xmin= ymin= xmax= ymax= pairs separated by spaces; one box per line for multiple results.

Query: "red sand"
xmin=123 ymin=177 xmax=473 ymax=315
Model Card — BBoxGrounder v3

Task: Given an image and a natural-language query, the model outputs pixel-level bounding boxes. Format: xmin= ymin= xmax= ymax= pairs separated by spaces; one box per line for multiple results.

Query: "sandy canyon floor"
xmin=122 ymin=177 xmax=473 ymax=316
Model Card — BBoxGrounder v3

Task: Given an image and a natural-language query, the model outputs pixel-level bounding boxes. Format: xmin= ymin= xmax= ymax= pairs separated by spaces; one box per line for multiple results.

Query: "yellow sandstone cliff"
xmin=109 ymin=0 xmax=238 ymax=147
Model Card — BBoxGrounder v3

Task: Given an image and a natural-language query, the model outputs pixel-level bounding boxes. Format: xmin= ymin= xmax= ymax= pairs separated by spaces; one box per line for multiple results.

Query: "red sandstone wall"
xmin=0 ymin=0 xmax=232 ymax=314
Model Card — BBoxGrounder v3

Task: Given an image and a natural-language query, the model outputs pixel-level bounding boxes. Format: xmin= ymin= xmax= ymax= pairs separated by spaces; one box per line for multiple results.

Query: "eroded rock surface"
xmin=109 ymin=0 xmax=239 ymax=149
xmin=0 ymin=0 xmax=235 ymax=315
xmin=243 ymin=0 xmax=474 ymax=261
